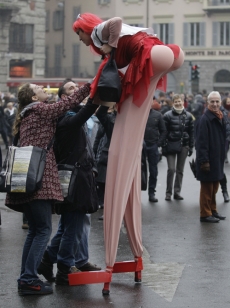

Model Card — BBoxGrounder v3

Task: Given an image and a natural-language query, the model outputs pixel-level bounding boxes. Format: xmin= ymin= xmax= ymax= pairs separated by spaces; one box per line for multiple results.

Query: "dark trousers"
xmin=20 ymin=200 xmax=52 ymax=282
xmin=96 ymin=182 xmax=105 ymax=206
xmin=47 ymin=211 xmax=89 ymax=268
xmin=166 ymin=147 xmax=188 ymax=196
xmin=146 ymin=143 xmax=159 ymax=196
xmin=219 ymin=173 xmax=228 ymax=193
xmin=200 ymin=181 xmax=219 ymax=217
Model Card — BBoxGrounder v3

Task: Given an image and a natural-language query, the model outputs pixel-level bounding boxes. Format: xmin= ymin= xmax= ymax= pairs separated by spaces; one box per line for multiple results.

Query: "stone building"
xmin=0 ymin=0 xmax=46 ymax=93
xmin=1 ymin=0 xmax=230 ymax=95
xmin=45 ymin=0 xmax=230 ymax=95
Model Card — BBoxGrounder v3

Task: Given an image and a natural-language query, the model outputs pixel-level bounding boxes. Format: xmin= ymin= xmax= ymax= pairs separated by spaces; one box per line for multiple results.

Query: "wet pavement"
xmin=1 ymin=150 xmax=230 ymax=308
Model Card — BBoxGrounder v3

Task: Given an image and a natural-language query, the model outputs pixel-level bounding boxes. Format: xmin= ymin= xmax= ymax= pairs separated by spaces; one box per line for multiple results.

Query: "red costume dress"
xmin=90 ymin=29 xmax=180 ymax=110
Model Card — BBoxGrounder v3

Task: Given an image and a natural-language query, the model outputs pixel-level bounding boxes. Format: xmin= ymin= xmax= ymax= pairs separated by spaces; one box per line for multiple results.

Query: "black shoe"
xmin=212 ymin=212 xmax=226 ymax=220
xmin=55 ymin=264 xmax=80 ymax=285
xmin=78 ymin=262 xmax=101 ymax=271
xmin=223 ymin=191 xmax=230 ymax=203
xmin=174 ymin=194 xmax=184 ymax=200
xmin=18 ymin=280 xmax=50 ymax=292
xmin=200 ymin=216 xmax=220 ymax=223
xmin=98 ymin=215 xmax=104 ymax=220
xmin=165 ymin=196 xmax=171 ymax=201
xmin=37 ymin=251 xmax=55 ymax=282
xmin=149 ymin=195 xmax=158 ymax=202
xmin=18 ymin=279 xmax=53 ymax=296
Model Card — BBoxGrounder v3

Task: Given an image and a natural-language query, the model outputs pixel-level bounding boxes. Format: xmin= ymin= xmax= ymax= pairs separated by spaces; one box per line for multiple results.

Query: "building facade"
xmin=0 ymin=0 xmax=46 ymax=93
xmin=45 ymin=0 xmax=230 ymax=95
xmin=1 ymin=0 xmax=230 ymax=95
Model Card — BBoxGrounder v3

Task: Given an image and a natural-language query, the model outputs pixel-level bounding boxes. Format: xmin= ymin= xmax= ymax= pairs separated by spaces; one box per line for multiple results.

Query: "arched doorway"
xmin=213 ymin=69 xmax=230 ymax=92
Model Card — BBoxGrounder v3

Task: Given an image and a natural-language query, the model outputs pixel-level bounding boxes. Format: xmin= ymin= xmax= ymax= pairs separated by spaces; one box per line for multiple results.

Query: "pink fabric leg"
xmin=123 ymin=158 xmax=142 ymax=257
xmin=104 ymin=45 xmax=183 ymax=268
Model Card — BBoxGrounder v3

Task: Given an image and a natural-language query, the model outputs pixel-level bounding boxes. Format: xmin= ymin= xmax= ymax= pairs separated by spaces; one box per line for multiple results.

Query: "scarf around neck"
xmin=173 ymin=107 xmax=184 ymax=114
xmin=207 ymin=105 xmax=223 ymax=120
xmin=20 ymin=102 xmax=40 ymax=118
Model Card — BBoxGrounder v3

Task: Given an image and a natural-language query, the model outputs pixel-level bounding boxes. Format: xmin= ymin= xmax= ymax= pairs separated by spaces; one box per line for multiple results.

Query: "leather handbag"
xmin=97 ymin=48 xmax=122 ymax=103
xmin=57 ymin=129 xmax=99 ymax=214
xmin=0 ymin=136 xmax=54 ymax=193
xmin=95 ymin=30 xmax=121 ymax=103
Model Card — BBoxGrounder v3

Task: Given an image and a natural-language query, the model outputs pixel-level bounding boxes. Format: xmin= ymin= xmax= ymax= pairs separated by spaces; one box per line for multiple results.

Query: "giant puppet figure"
xmin=73 ymin=13 xmax=184 ymax=274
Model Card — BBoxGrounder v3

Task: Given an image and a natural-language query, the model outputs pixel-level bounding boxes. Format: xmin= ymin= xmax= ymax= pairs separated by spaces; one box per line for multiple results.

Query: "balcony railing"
xmin=208 ymin=0 xmax=230 ymax=5
xmin=9 ymin=43 xmax=33 ymax=54
xmin=203 ymin=0 xmax=230 ymax=14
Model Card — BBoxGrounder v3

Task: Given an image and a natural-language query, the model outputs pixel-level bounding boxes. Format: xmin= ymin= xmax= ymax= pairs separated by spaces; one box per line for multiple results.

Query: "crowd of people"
xmin=1 ymin=84 xmax=230 ymax=295
xmin=0 ymin=11 xmax=230 ymax=297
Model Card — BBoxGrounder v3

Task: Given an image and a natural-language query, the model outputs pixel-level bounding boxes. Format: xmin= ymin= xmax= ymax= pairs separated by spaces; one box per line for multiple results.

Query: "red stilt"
xmin=113 ymin=256 xmax=143 ymax=278
xmin=102 ymin=266 xmax=113 ymax=295
xmin=68 ymin=270 xmax=112 ymax=286
xmin=67 ymin=258 xmax=143 ymax=295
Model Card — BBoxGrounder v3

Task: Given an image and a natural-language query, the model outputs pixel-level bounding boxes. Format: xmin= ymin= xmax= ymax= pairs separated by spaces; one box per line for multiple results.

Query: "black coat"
xmin=94 ymin=106 xmax=116 ymax=183
xmin=144 ymin=109 xmax=167 ymax=147
xmin=195 ymin=109 xmax=226 ymax=182
xmin=54 ymin=100 xmax=98 ymax=213
xmin=163 ymin=109 xmax=194 ymax=149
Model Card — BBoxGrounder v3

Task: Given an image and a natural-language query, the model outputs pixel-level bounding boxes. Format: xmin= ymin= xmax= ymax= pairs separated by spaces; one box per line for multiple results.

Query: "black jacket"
xmin=54 ymin=100 xmax=98 ymax=213
xmin=94 ymin=106 xmax=116 ymax=183
xmin=220 ymin=106 xmax=230 ymax=141
xmin=144 ymin=109 xmax=167 ymax=147
xmin=195 ymin=109 xmax=226 ymax=182
xmin=163 ymin=108 xmax=194 ymax=149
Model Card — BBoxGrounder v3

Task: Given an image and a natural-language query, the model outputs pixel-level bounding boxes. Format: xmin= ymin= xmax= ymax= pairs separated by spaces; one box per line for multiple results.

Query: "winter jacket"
xmin=144 ymin=109 xmax=167 ymax=147
xmin=54 ymin=99 xmax=98 ymax=213
xmin=163 ymin=108 xmax=194 ymax=149
xmin=94 ymin=106 xmax=116 ymax=183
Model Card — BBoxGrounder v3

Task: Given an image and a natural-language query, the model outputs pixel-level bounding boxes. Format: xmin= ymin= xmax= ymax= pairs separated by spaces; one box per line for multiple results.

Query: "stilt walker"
xmin=69 ymin=12 xmax=184 ymax=294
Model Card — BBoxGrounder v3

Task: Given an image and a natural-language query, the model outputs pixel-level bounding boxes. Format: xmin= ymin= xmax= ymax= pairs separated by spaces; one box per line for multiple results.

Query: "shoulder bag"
xmin=95 ymin=30 xmax=122 ymax=103
xmin=0 ymin=135 xmax=54 ymax=193
xmin=57 ymin=128 xmax=99 ymax=214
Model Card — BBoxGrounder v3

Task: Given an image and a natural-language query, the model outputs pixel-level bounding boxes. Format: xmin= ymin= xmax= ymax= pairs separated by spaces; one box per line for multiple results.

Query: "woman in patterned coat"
xmin=5 ymin=82 xmax=90 ymax=296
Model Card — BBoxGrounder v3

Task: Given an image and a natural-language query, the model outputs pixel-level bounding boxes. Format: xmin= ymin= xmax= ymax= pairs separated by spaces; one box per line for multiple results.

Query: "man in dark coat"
xmin=38 ymin=80 xmax=101 ymax=285
xmin=196 ymin=91 xmax=226 ymax=223
xmin=144 ymin=101 xmax=167 ymax=202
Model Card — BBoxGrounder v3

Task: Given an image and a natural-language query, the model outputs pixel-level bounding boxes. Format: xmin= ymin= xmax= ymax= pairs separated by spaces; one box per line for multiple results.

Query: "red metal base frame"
xmin=68 ymin=257 xmax=143 ymax=294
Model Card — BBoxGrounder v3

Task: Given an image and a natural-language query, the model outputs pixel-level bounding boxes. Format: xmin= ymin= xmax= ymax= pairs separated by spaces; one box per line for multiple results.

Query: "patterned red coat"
xmin=5 ymin=83 xmax=90 ymax=212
